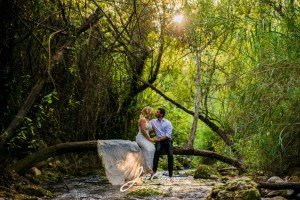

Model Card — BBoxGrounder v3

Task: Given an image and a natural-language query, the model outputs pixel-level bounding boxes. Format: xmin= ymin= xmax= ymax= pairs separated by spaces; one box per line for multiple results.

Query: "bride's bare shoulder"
xmin=139 ymin=117 xmax=147 ymax=124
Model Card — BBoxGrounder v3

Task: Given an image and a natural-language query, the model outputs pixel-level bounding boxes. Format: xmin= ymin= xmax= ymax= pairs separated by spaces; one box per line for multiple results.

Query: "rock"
xmin=35 ymin=161 xmax=47 ymax=169
xmin=206 ymin=178 xmax=261 ymax=200
xmin=267 ymin=190 xmax=284 ymax=196
xmin=126 ymin=188 xmax=164 ymax=198
xmin=238 ymin=176 xmax=252 ymax=181
xmin=263 ymin=196 xmax=287 ymax=200
xmin=194 ymin=164 xmax=221 ymax=179
xmin=288 ymin=175 xmax=300 ymax=182
xmin=266 ymin=189 xmax=294 ymax=198
xmin=267 ymin=176 xmax=284 ymax=183
xmin=30 ymin=167 xmax=41 ymax=176
xmin=273 ymin=197 xmax=287 ymax=200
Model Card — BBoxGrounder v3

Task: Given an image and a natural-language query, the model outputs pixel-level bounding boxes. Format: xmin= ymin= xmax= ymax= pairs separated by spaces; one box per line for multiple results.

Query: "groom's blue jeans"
xmin=153 ymin=139 xmax=173 ymax=177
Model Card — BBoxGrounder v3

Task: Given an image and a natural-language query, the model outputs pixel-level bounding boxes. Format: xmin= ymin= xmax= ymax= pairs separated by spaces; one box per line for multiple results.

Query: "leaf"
xmin=24 ymin=117 xmax=32 ymax=122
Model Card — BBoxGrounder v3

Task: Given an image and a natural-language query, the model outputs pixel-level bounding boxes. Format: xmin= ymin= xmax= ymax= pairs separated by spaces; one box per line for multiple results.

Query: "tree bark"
xmin=258 ymin=182 xmax=300 ymax=198
xmin=187 ymin=48 xmax=202 ymax=148
xmin=173 ymin=146 xmax=244 ymax=170
xmin=12 ymin=140 xmax=244 ymax=174
xmin=0 ymin=8 xmax=103 ymax=146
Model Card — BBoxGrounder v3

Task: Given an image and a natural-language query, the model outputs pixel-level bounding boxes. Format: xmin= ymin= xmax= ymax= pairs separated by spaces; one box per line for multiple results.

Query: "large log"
xmin=12 ymin=141 xmax=244 ymax=174
xmin=173 ymin=147 xmax=244 ymax=170
xmin=258 ymin=182 xmax=300 ymax=198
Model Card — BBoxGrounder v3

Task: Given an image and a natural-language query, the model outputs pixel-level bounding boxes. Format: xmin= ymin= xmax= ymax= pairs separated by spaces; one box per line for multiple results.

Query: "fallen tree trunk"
xmin=258 ymin=182 xmax=300 ymax=198
xmin=12 ymin=141 xmax=244 ymax=174
xmin=173 ymin=147 xmax=244 ymax=170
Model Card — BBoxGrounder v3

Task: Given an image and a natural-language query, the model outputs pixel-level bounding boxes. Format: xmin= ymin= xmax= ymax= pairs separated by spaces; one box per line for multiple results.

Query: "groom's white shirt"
xmin=150 ymin=118 xmax=172 ymax=139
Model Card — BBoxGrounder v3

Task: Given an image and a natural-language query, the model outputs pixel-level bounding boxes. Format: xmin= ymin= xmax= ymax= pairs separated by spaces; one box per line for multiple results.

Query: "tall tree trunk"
xmin=187 ymin=49 xmax=202 ymax=148
xmin=0 ymin=8 xmax=103 ymax=146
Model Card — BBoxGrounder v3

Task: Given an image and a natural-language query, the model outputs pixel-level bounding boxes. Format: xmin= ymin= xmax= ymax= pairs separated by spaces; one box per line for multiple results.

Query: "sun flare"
xmin=173 ymin=14 xmax=184 ymax=24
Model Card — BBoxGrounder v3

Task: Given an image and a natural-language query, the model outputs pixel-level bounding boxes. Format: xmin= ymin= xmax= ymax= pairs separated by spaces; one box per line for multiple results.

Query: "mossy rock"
xmin=126 ymin=188 xmax=164 ymax=198
xmin=266 ymin=196 xmax=288 ymax=200
xmin=13 ymin=193 xmax=39 ymax=200
xmin=184 ymin=170 xmax=195 ymax=176
xmin=194 ymin=164 xmax=221 ymax=179
xmin=98 ymin=177 xmax=109 ymax=183
xmin=19 ymin=185 xmax=53 ymax=197
xmin=35 ymin=161 xmax=48 ymax=169
xmin=206 ymin=179 xmax=261 ymax=200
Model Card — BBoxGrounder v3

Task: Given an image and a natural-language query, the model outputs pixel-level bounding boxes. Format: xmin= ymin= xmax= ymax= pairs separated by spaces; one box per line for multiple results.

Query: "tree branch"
xmin=0 ymin=8 xmax=104 ymax=146
xmin=136 ymin=76 xmax=233 ymax=147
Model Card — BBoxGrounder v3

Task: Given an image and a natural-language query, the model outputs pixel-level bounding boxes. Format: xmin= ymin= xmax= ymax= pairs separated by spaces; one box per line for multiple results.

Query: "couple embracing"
xmin=97 ymin=107 xmax=173 ymax=186
xmin=136 ymin=107 xmax=173 ymax=179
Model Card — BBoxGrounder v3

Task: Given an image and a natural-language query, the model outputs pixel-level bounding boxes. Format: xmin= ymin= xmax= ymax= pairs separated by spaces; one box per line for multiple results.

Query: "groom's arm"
xmin=159 ymin=120 xmax=172 ymax=141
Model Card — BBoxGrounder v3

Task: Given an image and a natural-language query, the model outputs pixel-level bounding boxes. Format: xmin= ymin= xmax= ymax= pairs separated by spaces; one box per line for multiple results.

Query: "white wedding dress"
xmin=97 ymin=123 xmax=155 ymax=185
xmin=136 ymin=121 xmax=155 ymax=173
xmin=97 ymin=140 xmax=143 ymax=185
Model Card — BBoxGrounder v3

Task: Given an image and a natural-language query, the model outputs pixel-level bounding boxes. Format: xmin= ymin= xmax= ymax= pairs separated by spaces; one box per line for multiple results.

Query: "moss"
xmin=241 ymin=188 xmax=261 ymax=199
xmin=35 ymin=161 xmax=48 ymax=169
xmin=126 ymin=188 xmax=163 ymax=198
xmin=184 ymin=170 xmax=195 ymax=176
xmin=270 ymin=197 xmax=288 ymax=200
xmin=208 ymin=183 xmax=224 ymax=198
xmin=162 ymin=193 xmax=171 ymax=197
xmin=13 ymin=193 xmax=39 ymax=200
xmin=206 ymin=179 xmax=261 ymax=200
xmin=194 ymin=164 xmax=221 ymax=179
xmin=98 ymin=177 xmax=109 ymax=183
xmin=19 ymin=185 xmax=53 ymax=197
xmin=41 ymin=170 xmax=60 ymax=182
xmin=225 ymin=169 xmax=239 ymax=177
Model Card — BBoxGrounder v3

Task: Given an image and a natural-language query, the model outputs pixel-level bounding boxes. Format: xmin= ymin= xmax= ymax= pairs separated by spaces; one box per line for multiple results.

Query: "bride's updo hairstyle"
xmin=139 ymin=106 xmax=153 ymax=119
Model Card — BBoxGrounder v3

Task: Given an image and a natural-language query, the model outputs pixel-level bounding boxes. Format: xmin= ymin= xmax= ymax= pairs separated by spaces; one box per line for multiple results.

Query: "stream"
xmin=41 ymin=170 xmax=219 ymax=199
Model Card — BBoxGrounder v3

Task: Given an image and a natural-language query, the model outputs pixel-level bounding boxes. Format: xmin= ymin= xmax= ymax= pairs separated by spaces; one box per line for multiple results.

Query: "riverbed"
xmin=41 ymin=170 xmax=219 ymax=199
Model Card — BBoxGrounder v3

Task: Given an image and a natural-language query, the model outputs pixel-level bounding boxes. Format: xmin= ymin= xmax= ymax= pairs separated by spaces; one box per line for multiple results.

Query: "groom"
xmin=151 ymin=108 xmax=173 ymax=178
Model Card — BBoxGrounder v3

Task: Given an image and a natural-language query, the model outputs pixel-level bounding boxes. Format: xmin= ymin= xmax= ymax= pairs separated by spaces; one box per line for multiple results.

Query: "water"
xmin=42 ymin=174 xmax=124 ymax=199
xmin=41 ymin=170 xmax=217 ymax=199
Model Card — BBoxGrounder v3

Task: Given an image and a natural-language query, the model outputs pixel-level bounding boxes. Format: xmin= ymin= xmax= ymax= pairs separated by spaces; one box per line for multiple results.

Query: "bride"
xmin=136 ymin=106 xmax=155 ymax=175
xmin=97 ymin=106 xmax=156 ymax=185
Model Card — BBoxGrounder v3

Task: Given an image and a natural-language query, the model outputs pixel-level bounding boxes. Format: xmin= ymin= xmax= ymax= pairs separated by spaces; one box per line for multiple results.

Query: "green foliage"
xmin=195 ymin=123 xmax=219 ymax=150
xmin=9 ymin=90 xmax=59 ymax=153
xmin=1 ymin=0 xmax=299 ymax=176
xmin=231 ymin=61 xmax=300 ymax=173
xmin=157 ymin=155 xmax=186 ymax=171
xmin=10 ymin=117 xmax=38 ymax=152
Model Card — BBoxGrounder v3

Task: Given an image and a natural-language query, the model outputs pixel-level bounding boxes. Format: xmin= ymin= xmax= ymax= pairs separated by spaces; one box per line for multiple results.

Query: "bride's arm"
xmin=139 ymin=118 xmax=154 ymax=142
xmin=149 ymin=120 xmax=154 ymax=132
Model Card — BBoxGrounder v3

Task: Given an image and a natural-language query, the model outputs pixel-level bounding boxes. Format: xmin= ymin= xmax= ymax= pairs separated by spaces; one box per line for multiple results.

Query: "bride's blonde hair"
xmin=139 ymin=106 xmax=153 ymax=119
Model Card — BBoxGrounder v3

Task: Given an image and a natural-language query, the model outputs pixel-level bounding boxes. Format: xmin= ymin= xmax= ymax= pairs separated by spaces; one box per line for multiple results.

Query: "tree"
xmin=0 ymin=7 xmax=104 ymax=146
